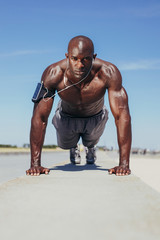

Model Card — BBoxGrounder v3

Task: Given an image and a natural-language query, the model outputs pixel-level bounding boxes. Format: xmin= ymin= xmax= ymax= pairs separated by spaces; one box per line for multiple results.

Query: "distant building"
xmin=131 ymin=148 xmax=147 ymax=154
xmin=23 ymin=144 xmax=30 ymax=148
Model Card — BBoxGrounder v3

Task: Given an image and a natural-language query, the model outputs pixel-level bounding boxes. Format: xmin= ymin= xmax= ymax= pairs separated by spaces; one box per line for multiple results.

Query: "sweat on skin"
xmin=26 ymin=35 xmax=131 ymax=176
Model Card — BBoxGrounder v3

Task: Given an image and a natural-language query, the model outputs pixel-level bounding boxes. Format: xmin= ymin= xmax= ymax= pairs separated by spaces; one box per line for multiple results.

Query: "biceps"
xmin=108 ymin=87 xmax=130 ymax=119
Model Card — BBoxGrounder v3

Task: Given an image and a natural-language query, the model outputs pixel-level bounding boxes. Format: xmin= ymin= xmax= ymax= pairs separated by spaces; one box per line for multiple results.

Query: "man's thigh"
xmin=52 ymin=110 xmax=81 ymax=149
xmin=82 ymin=108 xmax=108 ymax=147
xmin=56 ymin=131 xmax=80 ymax=149
xmin=52 ymin=105 xmax=108 ymax=149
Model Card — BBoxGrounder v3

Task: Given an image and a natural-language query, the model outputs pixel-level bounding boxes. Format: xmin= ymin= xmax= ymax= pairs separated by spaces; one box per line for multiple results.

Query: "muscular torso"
xmin=59 ymin=69 xmax=106 ymax=116
xmin=42 ymin=58 xmax=120 ymax=117
xmin=61 ymin=97 xmax=105 ymax=117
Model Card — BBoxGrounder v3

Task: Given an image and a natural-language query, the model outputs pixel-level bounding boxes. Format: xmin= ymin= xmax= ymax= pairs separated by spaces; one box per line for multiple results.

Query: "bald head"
xmin=68 ymin=35 xmax=94 ymax=55
xmin=65 ymin=36 xmax=96 ymax=80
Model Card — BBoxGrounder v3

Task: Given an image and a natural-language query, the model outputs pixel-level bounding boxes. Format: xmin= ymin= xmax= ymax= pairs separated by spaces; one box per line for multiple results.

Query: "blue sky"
xmin=0 ymin=0 xmax=160 ymax=150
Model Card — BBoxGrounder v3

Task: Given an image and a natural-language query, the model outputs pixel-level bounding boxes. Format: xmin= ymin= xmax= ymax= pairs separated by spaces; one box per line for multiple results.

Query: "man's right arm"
xmin=26 ymin=62 xmax=64 ymax=176
xmin=26 ymin=98 xmax=53 ymax=176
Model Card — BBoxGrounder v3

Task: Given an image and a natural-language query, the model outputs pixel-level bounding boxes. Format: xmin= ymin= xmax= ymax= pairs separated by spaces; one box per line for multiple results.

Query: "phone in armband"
xmin=32 ymin=82 xmax=43 ymax=102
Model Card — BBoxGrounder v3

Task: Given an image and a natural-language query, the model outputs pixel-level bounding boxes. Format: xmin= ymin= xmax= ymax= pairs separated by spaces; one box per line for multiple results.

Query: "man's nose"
xmin=76 ymin=60 xmax=84 ymax=68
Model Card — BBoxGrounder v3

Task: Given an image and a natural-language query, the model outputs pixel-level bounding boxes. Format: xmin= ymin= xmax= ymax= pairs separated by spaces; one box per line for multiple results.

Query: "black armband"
xmin=32 ymin=82 xmax=54 ymax=103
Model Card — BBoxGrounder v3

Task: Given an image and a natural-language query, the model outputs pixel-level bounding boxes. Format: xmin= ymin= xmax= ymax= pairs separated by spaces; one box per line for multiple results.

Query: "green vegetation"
xmin=43 ymin=145 xmax=57 ymax=149
xmin=0 ymin=144 xmax=17 ymax=148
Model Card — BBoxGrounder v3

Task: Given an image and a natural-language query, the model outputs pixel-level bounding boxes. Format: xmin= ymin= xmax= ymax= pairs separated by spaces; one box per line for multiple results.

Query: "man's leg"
xmin=85 ymin=146 xmax=97 ymax=164
xmin=82 ymin=107 xmax=108 ymax=164
xmin=70 ymin=145 xmax=81 ymax=164
xmin=52 ymin=108 xmax=82 ymax=164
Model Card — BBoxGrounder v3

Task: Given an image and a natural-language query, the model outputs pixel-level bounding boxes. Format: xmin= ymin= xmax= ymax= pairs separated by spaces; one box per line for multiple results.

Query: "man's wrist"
xmin=31 ymin=149 xmax=41 ymax=167
xmin=31 ymin=159 xmax=41 ymax=167
xmin=119 ymin=159 xmax=129 ymax=168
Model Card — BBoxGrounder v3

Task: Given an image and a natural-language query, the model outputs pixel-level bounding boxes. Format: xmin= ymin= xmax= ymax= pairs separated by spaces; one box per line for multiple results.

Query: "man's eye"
xmin=84 ymin=57 xmax=90 ymax=61
xmin=71 ymin=57 xmax=77 ymax=61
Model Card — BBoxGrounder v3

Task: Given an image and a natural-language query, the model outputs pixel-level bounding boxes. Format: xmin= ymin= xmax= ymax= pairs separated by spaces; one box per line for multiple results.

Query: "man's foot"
xmin=86 ymin=147 xmax=96 ymax=164
xmin=26 ymin=166 xmax=50 ymax=176
xmin=70 ymin=146 xmax=81 ymax=164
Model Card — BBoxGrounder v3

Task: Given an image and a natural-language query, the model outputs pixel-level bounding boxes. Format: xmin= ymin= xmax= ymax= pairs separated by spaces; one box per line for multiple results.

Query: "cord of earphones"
xmin=43 ymin=62 xmax=93 ymax=102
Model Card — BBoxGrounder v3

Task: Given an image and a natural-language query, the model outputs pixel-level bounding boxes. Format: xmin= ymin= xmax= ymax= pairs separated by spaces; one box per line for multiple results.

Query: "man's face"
xmin=66 ymin=41 xmax=94 ymax=80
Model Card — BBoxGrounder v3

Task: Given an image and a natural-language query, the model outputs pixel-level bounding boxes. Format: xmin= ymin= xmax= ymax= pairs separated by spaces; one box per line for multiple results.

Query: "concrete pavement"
xmin=0 ymin=150 xmax=160 ymax=240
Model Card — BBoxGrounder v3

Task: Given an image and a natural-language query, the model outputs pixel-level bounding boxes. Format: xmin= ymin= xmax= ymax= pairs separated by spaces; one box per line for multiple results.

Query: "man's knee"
xmin=82 ymin=137 xmax=100 ymax=148
xmin=56 ymin=132 xmax=80 ymax=149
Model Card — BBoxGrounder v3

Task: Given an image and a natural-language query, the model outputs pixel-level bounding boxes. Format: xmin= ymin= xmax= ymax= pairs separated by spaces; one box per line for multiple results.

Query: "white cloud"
xmin=0 ymin=50 xmax=50 ymax=57
xmin=72 ymin=3 xmax=160 ymax=19
xmin=30 ymin=3 xmax=160 ymax=20
xmin=130 ymin=4 xmax=160 ymax=18
xmin=119 ymin=59 xmax=160 ymax=70
xmin=98 ymin=3 xmax=160 ymax=19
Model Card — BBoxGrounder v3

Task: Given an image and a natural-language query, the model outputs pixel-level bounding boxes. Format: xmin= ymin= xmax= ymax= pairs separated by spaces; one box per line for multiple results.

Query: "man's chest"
xmin=58 ymin=76 xmax=106 ymax=105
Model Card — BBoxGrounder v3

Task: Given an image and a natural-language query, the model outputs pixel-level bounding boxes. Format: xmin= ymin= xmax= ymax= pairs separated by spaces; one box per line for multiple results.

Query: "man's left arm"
xmin=108 ymin=85 xmax=132 ymax=176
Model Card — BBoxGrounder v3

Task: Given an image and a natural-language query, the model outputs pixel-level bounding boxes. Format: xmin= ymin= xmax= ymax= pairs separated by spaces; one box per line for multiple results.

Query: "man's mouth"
xmin=75 ymin=70 xmax=85 ymax=75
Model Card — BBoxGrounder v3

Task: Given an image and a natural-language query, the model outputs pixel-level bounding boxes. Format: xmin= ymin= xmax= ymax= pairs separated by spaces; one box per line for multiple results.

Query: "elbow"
xmin=31 ymin=114 xmax=48 ymax=129
xmin=115 ymin=112 xmax=131 ymax=126
xmin=125 ymin=113 xmax=131 ymax=123
xmin=122 ymin=113 xmax=131 ymax=125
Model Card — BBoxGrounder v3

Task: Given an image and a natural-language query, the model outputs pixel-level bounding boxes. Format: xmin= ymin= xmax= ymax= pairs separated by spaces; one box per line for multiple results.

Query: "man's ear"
xmin=93 ymin=54 xmax=97 ymax=60
xmin=65 ymin=53 xmax=68 ymax=58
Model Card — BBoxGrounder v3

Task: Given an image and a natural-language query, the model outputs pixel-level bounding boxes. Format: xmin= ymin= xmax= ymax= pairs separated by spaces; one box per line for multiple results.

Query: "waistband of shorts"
xmin=59 ymin=108 xmax=105 ymax=119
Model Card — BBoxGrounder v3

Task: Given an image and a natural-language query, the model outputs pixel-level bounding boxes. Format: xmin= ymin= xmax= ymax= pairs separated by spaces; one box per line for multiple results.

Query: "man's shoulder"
xmin=95 ymin=58 xmax=119 ymax=75
xmin=95 ymin=58 xmax=122 ymax=89
xmin=41 ymin=59 xmax=66 ymax=87
xmin=42 ymin=59 xmax=66 ymax=78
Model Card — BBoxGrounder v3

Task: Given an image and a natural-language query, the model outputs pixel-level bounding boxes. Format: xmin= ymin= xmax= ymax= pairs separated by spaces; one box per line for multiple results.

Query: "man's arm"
xmin=108 ymin=84 xmax=132 ymax=176
xmin=26 ymin=62 xmax=64 ymax=176
xmin=26 ymin=98 xmax=53 ymax=176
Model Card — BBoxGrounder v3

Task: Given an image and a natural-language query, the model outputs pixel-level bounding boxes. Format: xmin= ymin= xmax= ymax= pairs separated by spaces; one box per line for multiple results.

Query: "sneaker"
xmin=86 ymin=146 xmax=97 ymax=164
xmin=70 ymin=146 xmax=81 ymax=164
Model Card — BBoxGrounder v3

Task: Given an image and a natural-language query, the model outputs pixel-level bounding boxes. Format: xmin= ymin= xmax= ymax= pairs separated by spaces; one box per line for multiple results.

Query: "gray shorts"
xmin=52 ymin=102 xmax=108 ymax=149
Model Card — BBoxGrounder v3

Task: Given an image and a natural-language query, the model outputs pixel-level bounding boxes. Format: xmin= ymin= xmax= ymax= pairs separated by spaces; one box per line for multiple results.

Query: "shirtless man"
xmin=26 ymin=35 xmax=132 ymax=177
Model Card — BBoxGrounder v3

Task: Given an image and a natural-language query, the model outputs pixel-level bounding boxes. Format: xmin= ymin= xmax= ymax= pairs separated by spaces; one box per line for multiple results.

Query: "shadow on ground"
xmin=49 ymin=163 xmax=109 ymax=172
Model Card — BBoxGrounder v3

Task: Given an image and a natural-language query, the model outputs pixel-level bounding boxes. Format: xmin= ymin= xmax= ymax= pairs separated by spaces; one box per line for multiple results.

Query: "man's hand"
xmin=26 ymin=166 xmax=50 ymax=176
xmin=108 ymin=165 xmax=131 ymax=176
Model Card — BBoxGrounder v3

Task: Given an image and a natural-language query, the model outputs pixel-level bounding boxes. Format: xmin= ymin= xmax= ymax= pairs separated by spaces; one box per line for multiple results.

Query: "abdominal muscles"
xmin=61 ymin=97 xmax=105 ymax=117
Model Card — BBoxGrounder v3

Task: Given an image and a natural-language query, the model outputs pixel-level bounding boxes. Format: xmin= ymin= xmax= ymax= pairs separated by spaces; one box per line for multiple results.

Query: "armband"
xmin=32 ymin=82 xmax=54 ymax=103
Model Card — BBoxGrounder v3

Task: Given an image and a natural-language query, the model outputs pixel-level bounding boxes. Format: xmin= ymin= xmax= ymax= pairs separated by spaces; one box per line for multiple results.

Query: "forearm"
xmin=30 ymin=117 xmax=47 ymax=167
xmin=108 ymin=85 xmax=132 ymax=175
xmin=116 ymin=114 xmax=132 ymax=167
